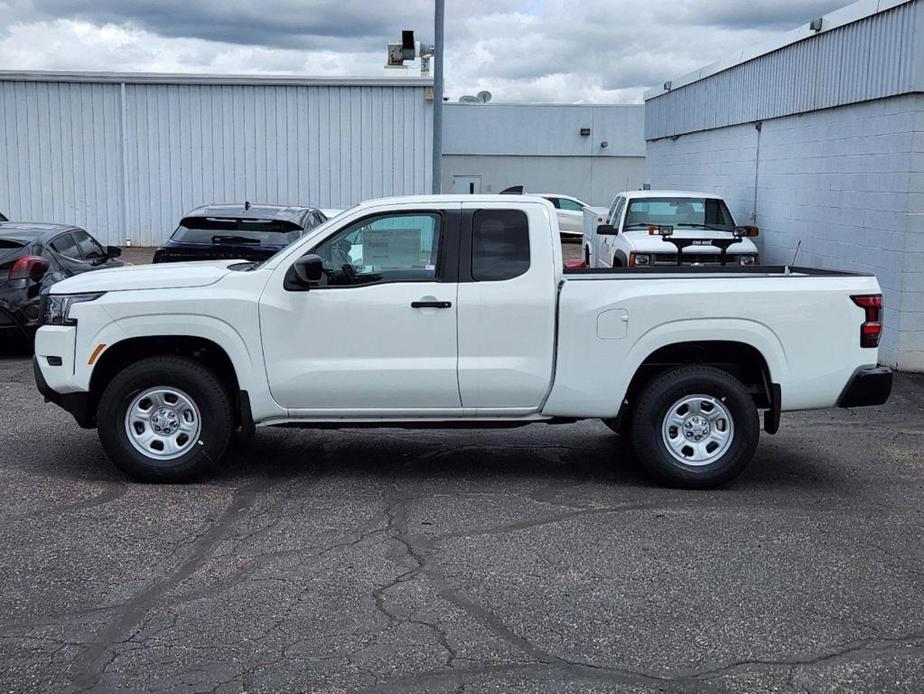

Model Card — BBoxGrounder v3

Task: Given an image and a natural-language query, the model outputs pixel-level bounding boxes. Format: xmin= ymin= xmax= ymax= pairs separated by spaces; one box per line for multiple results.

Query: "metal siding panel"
xmin=646 ymin=1 xmax=921 ymax=139
xmin=0 ymin=79 xmax=430 ymax=244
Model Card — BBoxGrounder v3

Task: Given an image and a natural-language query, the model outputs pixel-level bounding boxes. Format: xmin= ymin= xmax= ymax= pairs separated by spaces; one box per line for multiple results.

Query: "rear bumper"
xmin=837 ymin=366 xmax=893 ymax=408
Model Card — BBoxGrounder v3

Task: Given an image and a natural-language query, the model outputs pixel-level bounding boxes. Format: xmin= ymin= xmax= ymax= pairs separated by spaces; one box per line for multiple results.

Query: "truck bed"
xmin=564 ymin=265 xmax=873 ymax=278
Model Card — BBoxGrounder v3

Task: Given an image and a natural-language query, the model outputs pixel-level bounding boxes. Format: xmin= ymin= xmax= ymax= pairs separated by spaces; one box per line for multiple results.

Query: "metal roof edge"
xmin=643 ymin=0 xmax=916 ymax=101
xmin=0 ymin=69 xmax=433 ymax=88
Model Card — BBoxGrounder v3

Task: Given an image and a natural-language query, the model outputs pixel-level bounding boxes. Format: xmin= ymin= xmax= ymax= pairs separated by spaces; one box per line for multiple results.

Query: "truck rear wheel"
xmin=631 ymin=366 xmax=759 ymax=488
xmin=97 ymin=356 xmax=233 ymax=482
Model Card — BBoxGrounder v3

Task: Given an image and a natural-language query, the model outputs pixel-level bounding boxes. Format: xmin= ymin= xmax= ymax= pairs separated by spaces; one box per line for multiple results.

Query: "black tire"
xmin=97 ymin=356 xmax=233 ymax=482
xmin=630 ymin=366 xmax=759 ymax=489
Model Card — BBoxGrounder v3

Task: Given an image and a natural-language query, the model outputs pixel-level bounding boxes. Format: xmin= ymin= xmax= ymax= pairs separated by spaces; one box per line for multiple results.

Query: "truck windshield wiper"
xmin=211 ymin=235 xmax=261 ymax=244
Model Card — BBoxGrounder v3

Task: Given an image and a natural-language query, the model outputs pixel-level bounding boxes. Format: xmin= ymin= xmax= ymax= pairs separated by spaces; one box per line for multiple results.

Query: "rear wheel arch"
xmin=607 ymin=340 xmax=775 ymax=435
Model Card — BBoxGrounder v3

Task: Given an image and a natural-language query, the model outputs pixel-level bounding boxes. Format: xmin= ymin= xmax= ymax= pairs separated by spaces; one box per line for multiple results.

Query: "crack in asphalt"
xmin=66 ymin=476 xmax=285 ymax=693
xmin=1 ymin=483 xmax=129 ymax=526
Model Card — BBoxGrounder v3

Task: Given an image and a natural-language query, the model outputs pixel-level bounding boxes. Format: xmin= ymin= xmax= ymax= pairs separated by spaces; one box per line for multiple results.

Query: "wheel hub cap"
xmin=661 ymin=394 xmax=735 ymax=467
xmin=684 ymin=415 xmax=710 ymax=441
xmin=151 ymin=407 xmax=180 ymax=435
xmin=124 ymin=387 xmax=202 ymax=462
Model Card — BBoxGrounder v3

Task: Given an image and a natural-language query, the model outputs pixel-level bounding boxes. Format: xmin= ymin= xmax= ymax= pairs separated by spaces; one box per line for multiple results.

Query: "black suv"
xmin=1 ymin=222 xmax=124 ymax=337
xmin=153 ymin=203 xmax=327 ymax=263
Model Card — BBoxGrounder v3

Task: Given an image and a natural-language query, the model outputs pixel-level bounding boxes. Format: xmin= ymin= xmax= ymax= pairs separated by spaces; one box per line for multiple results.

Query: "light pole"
xmin=432 ymin=0 xmax=444 ymax=193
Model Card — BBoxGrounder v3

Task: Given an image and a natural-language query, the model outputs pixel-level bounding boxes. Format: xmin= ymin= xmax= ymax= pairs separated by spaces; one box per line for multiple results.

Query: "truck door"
xmin=456 ymin=202 xmax=557 ymax=412
xmin=595 ymin=196 xmax=624 ymax=267
xmin=261 ymin=206 xmax=462 ymax=414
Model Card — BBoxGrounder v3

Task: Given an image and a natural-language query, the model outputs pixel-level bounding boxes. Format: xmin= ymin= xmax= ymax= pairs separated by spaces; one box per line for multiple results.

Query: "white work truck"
xmin=585 ymin=190 xmax=761 ymax=268
xmin=34 ymin=195 xmax=892 ymax=488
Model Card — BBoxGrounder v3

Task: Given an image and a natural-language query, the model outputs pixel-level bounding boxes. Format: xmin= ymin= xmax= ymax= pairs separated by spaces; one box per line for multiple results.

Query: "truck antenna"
xmin=790 ymin=240 xmax=802 ymax=266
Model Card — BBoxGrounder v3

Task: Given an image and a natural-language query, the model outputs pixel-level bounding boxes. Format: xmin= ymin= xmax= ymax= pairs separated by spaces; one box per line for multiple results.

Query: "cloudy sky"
xmin=0 ymin=0 xmax=847 ymax=102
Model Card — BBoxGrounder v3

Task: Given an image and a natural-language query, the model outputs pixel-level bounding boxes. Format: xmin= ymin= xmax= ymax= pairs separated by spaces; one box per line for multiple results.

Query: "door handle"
xmin=411 ymin=300 xmax=452 ymax=309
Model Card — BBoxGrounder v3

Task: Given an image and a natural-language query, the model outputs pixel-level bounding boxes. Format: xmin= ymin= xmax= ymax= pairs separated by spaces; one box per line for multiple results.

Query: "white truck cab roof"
xmin=621 ymin=190 xmax=726 ymax=200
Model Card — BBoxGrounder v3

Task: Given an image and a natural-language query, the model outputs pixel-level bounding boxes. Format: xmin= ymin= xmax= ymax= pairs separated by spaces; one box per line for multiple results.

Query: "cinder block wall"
xmin=646 ymin=94 xmax=924 ymax=370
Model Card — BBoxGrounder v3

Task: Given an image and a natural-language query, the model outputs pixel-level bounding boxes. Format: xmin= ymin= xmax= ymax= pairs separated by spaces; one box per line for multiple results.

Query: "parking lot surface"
xmin=2 ymin=321 xmax=923 ymax=693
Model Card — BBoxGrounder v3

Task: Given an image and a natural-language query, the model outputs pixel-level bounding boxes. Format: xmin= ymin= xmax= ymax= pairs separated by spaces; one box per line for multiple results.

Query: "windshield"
xmin=624 ymin=197 xmax=735 ymax=231
xmin=171 ymin=217 xmax=302 ymax=245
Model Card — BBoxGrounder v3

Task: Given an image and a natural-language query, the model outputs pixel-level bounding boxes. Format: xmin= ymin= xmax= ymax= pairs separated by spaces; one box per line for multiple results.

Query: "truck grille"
xmin=652 ymin=253 xmax=737 ymax=266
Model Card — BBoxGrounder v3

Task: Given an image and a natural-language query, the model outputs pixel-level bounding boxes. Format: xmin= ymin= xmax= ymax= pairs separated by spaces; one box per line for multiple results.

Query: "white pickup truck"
xmin=585 ymin=190 xmax=761 ymax=268
xmin=34 ymin=195 xmax=892 ymax=488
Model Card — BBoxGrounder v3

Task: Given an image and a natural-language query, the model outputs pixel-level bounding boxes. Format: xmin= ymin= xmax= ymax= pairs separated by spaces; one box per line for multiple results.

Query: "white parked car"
xmin=34 ymin=195 xmax=891 ymax=488
xmin=539 ymin=194 xmax=589 ymax=241
xmin=585 ymin=190 xmax=760 ymax=268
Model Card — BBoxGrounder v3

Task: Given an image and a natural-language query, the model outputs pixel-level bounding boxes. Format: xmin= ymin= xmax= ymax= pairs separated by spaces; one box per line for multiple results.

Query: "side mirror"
xmin=106 ymin=245 xmax=122 ymax=258
xmin=293 ymin=254 xmax=324 ymax=285
xmin=596 ymin=224 xmax=617 ymax=235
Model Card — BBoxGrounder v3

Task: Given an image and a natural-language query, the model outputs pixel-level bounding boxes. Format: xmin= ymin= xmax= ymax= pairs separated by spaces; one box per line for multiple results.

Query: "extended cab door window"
xmin=311 ymin=213 xmax=442 ymax=287
xmin=471 ymin=209 xmax=529 ymax=281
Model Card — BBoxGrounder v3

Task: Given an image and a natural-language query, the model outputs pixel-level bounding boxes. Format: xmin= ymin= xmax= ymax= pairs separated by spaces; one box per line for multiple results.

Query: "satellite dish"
xmin=476 ymin=91 xmax=492 ymax=103
xmin=458 ymin=95 xmax=478 ymax=103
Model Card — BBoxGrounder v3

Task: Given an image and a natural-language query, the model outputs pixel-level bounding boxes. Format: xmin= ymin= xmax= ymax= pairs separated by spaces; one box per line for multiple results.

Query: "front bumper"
xmin=837 ymin=366 xmax=893 ymax=408
xmin=33 ymin=356 xmax=95 ymax=428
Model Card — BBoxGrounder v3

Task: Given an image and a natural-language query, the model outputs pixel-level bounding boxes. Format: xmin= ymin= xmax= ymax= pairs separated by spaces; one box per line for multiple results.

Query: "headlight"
xmin=42 ymin=292 xmax=105 ymax=326
xmin=631 ymin=253 xmax=651 ymax=267
xmin=738 ymin=255 xmax=758 ymax=266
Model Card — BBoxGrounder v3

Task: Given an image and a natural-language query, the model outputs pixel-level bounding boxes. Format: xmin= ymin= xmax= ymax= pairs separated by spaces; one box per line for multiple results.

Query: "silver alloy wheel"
xmin=661 ymin=394 xmax=734 ymax=466
xmin=124 ymin=387 xmax=202 ymax=462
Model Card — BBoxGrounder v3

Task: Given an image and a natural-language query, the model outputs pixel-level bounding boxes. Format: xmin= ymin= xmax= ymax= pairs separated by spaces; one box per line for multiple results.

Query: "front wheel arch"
xmin=89 ymin=336 xmax=242 ymax=428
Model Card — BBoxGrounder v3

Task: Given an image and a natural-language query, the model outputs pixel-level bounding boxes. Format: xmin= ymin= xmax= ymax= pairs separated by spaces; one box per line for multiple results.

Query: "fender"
xmin=621 ymin=318 xmax=789 ymax=399
xmin=75 ymin=314 xmax=286 ymax=421
xmin=543 ymin=317 xmax=788 ymax=419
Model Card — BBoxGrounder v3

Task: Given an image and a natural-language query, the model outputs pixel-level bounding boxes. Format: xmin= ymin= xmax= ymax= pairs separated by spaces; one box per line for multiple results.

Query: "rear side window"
xmin=472 ymin=209 xmax=530 ymax=282
xmin=50 ymin=233 xmax=80 ymax=259
xmin=559 ymin=198 xmax=583 ymax=211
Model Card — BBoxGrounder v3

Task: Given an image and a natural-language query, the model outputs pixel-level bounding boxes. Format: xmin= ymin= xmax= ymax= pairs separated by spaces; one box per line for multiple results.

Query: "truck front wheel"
xmin=97 ymin=356 xmax=233 ymax=482
xmin=631 ymin=366 xmax=759 ymax=488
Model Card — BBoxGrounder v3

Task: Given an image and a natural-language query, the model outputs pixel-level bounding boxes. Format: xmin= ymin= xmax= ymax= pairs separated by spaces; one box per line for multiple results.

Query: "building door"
xmin=451 ymin=175 xmax=482 ymax=194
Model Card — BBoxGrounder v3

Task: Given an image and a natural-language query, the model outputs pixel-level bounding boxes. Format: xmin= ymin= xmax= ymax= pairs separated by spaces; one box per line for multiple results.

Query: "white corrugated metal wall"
xmin=0 ymin=74 xmax=433 ymax=246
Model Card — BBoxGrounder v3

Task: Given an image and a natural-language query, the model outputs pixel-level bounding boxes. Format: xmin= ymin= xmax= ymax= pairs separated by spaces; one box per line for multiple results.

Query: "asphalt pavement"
xmin=0 ymin=335 xmax=922 ymax=693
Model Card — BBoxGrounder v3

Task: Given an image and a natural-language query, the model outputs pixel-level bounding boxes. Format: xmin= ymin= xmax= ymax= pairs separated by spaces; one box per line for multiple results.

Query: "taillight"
xmin=9 ymin=255 xmax=49 ymax=281
xmin=851 ymin=294 xmax=882 ymax=348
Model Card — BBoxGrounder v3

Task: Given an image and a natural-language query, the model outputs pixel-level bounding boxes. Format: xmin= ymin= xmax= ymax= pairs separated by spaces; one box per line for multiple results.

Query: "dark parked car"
xmin=1 ymin=222 xmax=124 ymax=337
xmin=153 ymin=203 xmax=327 ymax=263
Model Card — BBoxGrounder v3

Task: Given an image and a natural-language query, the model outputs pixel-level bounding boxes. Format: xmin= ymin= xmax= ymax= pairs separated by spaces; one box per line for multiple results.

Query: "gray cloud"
xmin=0 ymin=0 xmax=857 ymax=102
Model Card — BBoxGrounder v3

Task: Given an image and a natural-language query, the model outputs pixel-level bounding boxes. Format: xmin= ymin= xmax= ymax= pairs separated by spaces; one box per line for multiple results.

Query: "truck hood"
xmin=49 ymin=260 xmax=239 ymax=294
xmin=623 ymin=229 xmax=759 ymax=254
